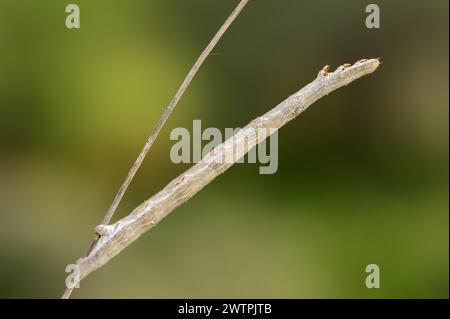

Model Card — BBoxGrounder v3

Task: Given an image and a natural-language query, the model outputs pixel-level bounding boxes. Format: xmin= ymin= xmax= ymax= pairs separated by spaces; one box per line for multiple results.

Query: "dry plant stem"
xmin=62 ymin=0 xmax=249 ymax=299
xmin=100 ymin=0 xmax=250 ymax=228
xmin=68 ymin=59 xmax=380 ymax=293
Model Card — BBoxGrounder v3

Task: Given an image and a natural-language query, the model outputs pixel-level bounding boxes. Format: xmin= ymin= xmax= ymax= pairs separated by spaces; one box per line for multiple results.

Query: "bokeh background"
xmin=0 ymin=0 xmax=448 ymax=298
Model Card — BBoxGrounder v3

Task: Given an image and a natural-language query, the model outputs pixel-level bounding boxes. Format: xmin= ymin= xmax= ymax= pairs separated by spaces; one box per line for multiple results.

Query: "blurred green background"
xmin=0 ymin=0 xmax=448 ymax=298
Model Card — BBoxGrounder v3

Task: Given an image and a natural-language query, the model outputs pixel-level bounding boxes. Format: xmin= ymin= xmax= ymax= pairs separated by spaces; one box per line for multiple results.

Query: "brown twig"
xmin=64 ymin=59 xmax=380 ymax=296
